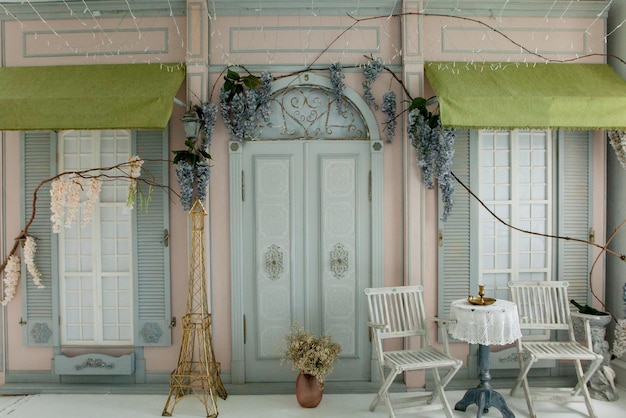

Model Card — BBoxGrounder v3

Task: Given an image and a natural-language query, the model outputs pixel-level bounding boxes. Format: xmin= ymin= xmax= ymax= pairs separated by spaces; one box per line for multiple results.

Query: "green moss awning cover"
xmin=0 ymin=63 xmax=185 ymax=131
xmin=425 ymin=62 xmax=626 ymax=130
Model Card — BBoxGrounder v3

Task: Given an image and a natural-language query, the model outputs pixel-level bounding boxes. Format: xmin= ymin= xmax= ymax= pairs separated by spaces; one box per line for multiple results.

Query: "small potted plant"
xmin=282 ymin=322 xmax=341 ymax=408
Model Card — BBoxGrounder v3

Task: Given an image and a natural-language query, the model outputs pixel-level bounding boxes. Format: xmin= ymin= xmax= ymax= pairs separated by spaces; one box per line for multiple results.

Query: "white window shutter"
xmin=438 ymin=129 xmax=472 ymax=318
xmin=22 ymin=132 xmax=57 ymax=346
xmin=134 ymin=130 xmax=172 ymax=346
xmin=557 ymin=130 xmax=592 ymax=303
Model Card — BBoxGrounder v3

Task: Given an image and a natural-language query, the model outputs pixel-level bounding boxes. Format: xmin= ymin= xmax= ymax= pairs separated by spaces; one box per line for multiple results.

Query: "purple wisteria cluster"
xmin=329 ymin=62 xmax=346 ymax=116
xmin=175 ymin=160 xmax=195 ymax=212
xmin=362 ymin=57 xmax=384 ymax=109
xmin=381 ymin=91 xmax=397 ymax=143
xmin=173 ymin=103 xmax=219 ymax=211
xmin=220 ymin=71 xmax=272 ymax=142
xmin=201 ymin=103 xmax=217 ymax=149
xmin=407 ymin=110 xmax=456 ymax=221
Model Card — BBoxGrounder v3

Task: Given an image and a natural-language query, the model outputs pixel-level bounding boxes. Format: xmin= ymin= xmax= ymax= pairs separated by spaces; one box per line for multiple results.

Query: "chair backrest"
xmin=508 ymin=281 xmax=572 ymax=332
xmin=364 ymin=285 xmax=428 ymax=341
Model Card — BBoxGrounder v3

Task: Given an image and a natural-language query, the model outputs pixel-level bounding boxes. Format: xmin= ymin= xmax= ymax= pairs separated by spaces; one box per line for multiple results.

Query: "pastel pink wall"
xmin=0 ymin=15 xmax=188 ymax=378
xmin=0 ymin=1 xmax=610 ymax=388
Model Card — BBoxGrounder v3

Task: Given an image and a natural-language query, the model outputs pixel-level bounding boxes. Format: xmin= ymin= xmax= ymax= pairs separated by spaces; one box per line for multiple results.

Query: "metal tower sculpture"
xmin=162 ymin=200 xmax=227 ymax=417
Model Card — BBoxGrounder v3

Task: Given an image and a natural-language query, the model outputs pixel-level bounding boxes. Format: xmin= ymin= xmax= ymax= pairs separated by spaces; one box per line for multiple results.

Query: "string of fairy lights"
xmin=0 ymin=1 xmax=622 ymax=69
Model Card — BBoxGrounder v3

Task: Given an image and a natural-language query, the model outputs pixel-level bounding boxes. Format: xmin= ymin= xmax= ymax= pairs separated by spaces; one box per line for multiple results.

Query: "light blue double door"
xmin=242 ymin=140 xmax=372 ymax=382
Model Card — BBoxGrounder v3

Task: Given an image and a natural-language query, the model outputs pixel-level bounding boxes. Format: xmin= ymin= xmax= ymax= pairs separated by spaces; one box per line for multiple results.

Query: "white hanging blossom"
xmin=126 ymin=155 xmax=144 ymax=209
xmin=50 ymin=177 xmax=69 ymax=233
xmin=1 ymin=254 xmax=21 ymax=305
xmin=613 ymin=319 xmax=626 ymax=358
xmin=23 ymin=236 xmax=43 ymax=289
xmin=608 ymin=130 xmax=626 ymax=169
xmin=82 ymin=178 xmax=102 ymax=226
xmin=65 ymin=179 xmax=82 ymax=228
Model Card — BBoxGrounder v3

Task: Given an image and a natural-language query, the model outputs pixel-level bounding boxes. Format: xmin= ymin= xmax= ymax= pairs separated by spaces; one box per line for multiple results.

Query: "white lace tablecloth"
xmin=449 ymin=299 xmax=522 ymax=346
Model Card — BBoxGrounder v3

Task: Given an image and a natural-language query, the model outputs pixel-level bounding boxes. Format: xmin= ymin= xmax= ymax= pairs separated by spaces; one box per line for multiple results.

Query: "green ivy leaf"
xmin=409 ymin=97 xmax=427 ymax=111
xmin=226 ymin=68 xmax=241 ymax=82
xmin=243 ymin=75 xmax=261 ymax=89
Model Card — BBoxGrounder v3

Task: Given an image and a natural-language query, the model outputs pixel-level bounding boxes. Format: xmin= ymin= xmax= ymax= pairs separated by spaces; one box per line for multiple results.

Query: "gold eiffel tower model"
xmin=162 ymin=200 xmax=227 ymax=417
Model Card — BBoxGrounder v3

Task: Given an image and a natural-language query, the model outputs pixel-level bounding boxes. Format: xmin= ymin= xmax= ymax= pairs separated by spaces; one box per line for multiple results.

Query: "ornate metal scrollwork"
xmin=263 ymin=86 xmax=368 ymax=140
xmin=265 ymin=244 xmax=284 ymax=280
xmin=31 ymin=322 xmax=53 ymax=344
xmin=330 ymin=243 xmax=349 ymax=279
xmin=75 ymin=358 xmax=115 ymax=370
xmin=140 ymin=322 xmax=164 ymax=344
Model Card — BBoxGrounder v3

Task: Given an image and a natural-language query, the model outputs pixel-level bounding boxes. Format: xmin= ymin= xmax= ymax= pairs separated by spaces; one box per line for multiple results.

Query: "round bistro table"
xmin=449 ymin=298 xmax=523 ymax=418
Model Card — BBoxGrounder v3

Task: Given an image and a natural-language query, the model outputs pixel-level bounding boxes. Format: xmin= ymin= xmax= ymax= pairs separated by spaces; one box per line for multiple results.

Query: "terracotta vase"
xmin=295 ymin=372 xmax=324 ymax=408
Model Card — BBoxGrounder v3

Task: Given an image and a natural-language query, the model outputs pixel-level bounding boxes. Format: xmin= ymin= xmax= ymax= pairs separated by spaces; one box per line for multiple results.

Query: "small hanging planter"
xmin=407 ymin=97 xmax=456 ymax=221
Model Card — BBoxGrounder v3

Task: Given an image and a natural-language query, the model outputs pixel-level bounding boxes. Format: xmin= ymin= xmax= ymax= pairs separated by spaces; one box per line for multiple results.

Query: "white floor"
xmin=0 ymin=388 xmax=625 ymax=418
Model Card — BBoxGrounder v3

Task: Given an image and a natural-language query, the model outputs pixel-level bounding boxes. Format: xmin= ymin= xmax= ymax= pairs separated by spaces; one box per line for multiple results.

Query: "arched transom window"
xmin=258 ymin=85 xmax=369 ymax=140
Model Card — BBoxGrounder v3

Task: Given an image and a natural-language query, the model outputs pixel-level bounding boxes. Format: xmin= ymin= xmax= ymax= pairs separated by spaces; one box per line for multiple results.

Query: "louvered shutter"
xmin=557 ymin=131 xmax=592 ymax=302
xmin=134 ymin=130 xmax=171 ymax=346
xmin=438 ymin=129 xmax=472 ymax=318
xmin=22 ymin=132 xmax=57 ymax=346
xmin=438 ymin=129 xmax=593 ymax=317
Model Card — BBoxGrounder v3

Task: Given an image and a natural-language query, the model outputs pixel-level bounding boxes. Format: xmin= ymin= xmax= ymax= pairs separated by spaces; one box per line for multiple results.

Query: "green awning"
xmin=0 ymin=63 xmax=185 ymax=131
xmin=425 ymin=62 xmax=626 ymax=130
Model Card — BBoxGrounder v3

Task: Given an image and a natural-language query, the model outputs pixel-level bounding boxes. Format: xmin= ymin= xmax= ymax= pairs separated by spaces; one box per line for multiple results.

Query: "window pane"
xmin=478 ymin=129 xmax=552 ymax=288
xmin=59 ymin=130 xmax=134 ymax=345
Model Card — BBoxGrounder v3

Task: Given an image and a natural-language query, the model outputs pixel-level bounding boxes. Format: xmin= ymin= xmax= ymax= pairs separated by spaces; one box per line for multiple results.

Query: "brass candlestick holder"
xmin=468 ymin=285 xmax=496 ymax=305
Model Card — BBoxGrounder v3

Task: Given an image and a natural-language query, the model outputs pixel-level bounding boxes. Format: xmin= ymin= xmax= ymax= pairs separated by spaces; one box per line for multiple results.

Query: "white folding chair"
xmin=364 ymin=285 xmax=462 ymax=418
xmin=508 ymin=281 xmax=604 ymax=418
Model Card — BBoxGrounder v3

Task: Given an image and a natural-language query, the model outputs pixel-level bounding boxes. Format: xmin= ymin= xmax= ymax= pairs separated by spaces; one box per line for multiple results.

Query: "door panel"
xmin=243 ymin=141 xmax=371 ymax=382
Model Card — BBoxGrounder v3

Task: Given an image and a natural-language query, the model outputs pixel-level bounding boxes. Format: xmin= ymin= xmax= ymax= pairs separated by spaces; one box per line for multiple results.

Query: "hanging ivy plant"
xmin=219 ymin=68 xmax=272 ymax=142
xmin=407 ymin=96 xmax=456 ymax=221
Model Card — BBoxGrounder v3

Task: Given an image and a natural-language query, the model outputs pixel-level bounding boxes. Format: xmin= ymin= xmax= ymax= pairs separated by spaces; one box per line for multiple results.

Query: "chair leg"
xmin=573 ymin=355 xmax=603 ymax=396
xmin=511 ymin=354 xmax=536 ymax=418
xmin=573 ymin=359 xmax=599 ymax=418
xmin=520 ymin=366 xmax=536 ymax=418
xmin=431 ymin=367 xmax=455 ymax=418
xmin=371 ymin=368 xmax=398 ymax=417
xmin=511 ymin=353 xmax=533 ymax=397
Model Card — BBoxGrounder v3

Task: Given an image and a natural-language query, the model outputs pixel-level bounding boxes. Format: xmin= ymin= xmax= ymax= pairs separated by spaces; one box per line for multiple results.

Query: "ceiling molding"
xmin=0 ymin=0 xmax=610 ymax=20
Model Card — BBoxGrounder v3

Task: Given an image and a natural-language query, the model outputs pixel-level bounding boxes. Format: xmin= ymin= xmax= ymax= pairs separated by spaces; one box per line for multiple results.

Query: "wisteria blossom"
xmin=408 ymin=109 xmax=456 ymax=221
xmin=82 ymin=178 xmax=102 ymax=226
xmin=329 ymin=62 xmax=346 ymax=116
xmin=23 ymin=236 xmax=43 ymax=289
xmin=220 ymin=71 xmax=273 ymax=142
xmin=608 ymin=130 xmax=626 ymax=169
xmin=50 ymin=177 xmax=69 ymax=233
xmin=381 ymin=91 xmax=397 ymax=143
xmin=362 ymin=57 xmax=384 ymax=109
xmin=176 ymin=160 xmax=194 ymax=212
xmin=201 ymin=103 xmax=218 ymax=149
xmin=126 ymin=155 xmax=144 ymax=209
xmin=64 ymin=179 xmax=82 ymax=228
xmin=258 ymin=71 xmax=273 ymax=124
xmin=195 ymin=160 xmax=210 ymax=205
xmin=1 ymin=254 xmax=21 ymax=305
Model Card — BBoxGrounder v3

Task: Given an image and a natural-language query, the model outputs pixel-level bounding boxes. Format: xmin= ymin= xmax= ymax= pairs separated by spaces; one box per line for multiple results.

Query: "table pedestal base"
xmin=455 ymin=386 xmax=514 ymax=418
xmin=454 ymin=344 xmax=515 ymax=418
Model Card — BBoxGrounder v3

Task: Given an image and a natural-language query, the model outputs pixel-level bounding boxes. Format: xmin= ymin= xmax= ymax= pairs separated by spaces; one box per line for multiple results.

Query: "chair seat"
xmin=365 ymin=286 xmax=461 ymax=418
xmin=523 ymin=341 xmax=600 ymax=361
xmin=385 ymin=348 xmax=460 ymax=372
xmin=508 ymin=281 xmax=604 ymax=418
